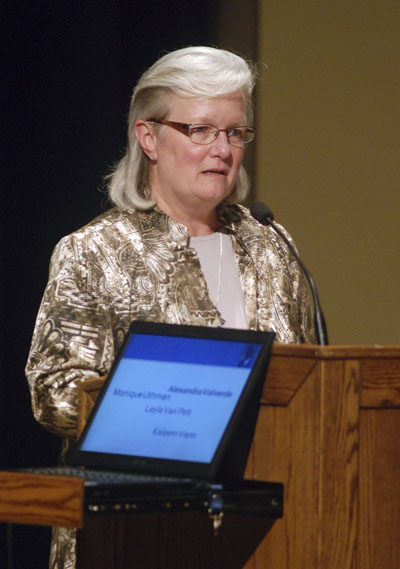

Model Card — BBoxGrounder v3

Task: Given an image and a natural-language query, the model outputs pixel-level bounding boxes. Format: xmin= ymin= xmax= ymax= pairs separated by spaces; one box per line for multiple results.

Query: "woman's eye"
xmin=191 ymin=125 xmax=213 ymax=134
xmin=228 ymin=128 xmax=242 ymax=138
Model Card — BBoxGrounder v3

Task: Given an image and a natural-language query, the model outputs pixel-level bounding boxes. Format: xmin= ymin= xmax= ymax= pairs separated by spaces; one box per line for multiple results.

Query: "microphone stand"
xmin=268 ymin=221 xmax=329 ymax=346
xmin=250 ymin=202 xmax=329 ymax=345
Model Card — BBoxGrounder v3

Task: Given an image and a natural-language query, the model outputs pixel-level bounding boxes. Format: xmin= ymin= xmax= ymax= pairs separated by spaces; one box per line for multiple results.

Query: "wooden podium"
xmin=248 ymin=343 xmax=400 ymax=569
xmin=1 ymin=344 xmax=400 ymax=568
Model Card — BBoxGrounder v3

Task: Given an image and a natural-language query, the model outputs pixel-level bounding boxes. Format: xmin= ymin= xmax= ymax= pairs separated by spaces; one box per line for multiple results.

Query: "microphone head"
xmin=250 ymin=201 xmax=275 ymax=226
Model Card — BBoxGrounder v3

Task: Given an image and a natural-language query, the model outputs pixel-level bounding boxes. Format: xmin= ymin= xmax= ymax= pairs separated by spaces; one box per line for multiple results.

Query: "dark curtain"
xmin=1 ymin=1 xmax=216 ymax=565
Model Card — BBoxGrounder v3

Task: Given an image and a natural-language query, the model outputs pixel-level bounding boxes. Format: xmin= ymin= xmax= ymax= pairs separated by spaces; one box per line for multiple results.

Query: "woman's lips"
xmin=202 ymin=169 xmax=227 ymax=176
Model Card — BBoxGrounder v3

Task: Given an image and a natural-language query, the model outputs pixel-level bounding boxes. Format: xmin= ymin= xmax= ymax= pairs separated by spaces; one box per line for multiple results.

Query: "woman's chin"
xmin=195 ymin=181 xmax=232 ymax=205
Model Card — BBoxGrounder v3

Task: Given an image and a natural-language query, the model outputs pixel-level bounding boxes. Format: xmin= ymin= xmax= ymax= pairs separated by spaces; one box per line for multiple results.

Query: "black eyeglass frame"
xmin=148 ymin=119 xmax=255 ymax=146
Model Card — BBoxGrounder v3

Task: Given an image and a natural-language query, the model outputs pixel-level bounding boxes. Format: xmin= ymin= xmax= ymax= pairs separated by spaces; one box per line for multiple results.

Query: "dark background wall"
xmin=1 ymin=2 xmax=218 ymax=566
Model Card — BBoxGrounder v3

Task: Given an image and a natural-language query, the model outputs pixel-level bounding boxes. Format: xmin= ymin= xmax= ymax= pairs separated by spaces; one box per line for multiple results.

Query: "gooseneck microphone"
xmin=250 ymin=201 xmax=329 ymax=346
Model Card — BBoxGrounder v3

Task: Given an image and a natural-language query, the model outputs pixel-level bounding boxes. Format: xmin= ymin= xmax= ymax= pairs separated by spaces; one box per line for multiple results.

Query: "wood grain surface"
xmin=0 ymin=472 xmax=83 ymax=527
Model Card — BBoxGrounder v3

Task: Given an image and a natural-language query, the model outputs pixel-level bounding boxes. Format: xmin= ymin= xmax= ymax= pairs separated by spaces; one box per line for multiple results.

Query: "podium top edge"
xmin=271 ymin=343 xmax=400 ymax=359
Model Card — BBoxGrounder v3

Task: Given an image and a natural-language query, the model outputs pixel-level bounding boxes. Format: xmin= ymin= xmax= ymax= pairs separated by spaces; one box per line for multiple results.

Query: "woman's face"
xmin=149 ymin=92 xmax=246 ymax=219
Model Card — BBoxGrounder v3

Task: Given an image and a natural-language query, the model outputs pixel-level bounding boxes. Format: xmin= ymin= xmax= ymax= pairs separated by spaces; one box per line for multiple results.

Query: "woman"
xmin=26 ymin=46 xmax=316 ymax=569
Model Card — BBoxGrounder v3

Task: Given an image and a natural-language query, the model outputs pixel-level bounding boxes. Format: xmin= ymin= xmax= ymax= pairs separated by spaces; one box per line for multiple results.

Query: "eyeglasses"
xmin=148 ymin=119 xmax=255 ymax=147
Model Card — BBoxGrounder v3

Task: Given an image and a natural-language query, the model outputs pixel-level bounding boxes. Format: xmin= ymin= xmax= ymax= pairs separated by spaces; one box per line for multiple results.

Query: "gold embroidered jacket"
xmin=26 ymin=203 xmax=315 ymax=441
xmin=25 ymin=203 xmax=316 ymax=569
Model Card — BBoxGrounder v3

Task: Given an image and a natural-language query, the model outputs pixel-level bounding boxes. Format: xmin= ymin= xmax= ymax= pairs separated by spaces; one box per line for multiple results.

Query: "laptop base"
xmin=12 ymin=466 xmax=283 ymax=519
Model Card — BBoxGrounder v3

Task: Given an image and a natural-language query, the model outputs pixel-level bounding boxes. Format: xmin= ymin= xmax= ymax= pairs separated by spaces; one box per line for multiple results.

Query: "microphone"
xmin=250 ymin=201 xmax=328 ymax=345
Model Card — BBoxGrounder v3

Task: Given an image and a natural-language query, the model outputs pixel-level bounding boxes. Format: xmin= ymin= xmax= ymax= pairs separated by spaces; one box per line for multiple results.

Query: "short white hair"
xmin=108 ymin=46 xmax=257 ymax=210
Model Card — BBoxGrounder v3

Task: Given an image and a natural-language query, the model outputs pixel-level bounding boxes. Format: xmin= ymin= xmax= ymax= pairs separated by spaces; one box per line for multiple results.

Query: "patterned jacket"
xmin=25 ymin=203 xmax=316 ymax=569
xmin=26 ymin=203 xmax=316 ymax=442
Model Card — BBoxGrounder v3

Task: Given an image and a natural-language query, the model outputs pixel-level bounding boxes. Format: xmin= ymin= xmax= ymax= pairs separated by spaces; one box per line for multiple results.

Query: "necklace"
xmin=215 ymin=232 xmax=223 ymax=306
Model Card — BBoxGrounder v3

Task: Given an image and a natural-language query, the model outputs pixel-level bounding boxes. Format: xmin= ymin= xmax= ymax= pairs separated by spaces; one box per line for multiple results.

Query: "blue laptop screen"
xmin=80 ymin=334 xmax=262 ymax=464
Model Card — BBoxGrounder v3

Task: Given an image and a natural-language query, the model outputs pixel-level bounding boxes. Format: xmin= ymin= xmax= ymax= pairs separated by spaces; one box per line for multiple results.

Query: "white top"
xmin=190 ymin=233 xmax=248 ymax=329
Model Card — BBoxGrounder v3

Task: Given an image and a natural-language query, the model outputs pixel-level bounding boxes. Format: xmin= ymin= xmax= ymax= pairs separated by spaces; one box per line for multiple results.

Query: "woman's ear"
xmin=135 ymin=120 xmax=157 ymax=161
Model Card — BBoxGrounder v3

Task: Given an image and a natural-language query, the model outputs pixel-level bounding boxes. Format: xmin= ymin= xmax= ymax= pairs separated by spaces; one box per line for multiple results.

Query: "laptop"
xmin=67 ymin=320 xmax=274 ymax=478
xmin=20 ymin=322 xmax=282 ymax=516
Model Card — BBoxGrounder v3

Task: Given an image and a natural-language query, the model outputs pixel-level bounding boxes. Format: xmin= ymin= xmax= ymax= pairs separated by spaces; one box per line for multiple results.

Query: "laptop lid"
xmin=67 ymin=321 xmax=275 ymax=480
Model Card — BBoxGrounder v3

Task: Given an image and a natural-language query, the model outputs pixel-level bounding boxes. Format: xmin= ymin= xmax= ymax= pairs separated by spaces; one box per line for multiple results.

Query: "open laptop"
xmin=19 ymin=321 xmax=282 ymax=516
xmin=67 ymin=321 xmax=274 ymax=480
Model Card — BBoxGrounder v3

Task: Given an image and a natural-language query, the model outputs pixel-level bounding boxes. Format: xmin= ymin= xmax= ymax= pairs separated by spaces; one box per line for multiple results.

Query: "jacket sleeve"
xmin=25 ymin=234 xmax=118 ymax=438
xmin=277 ymin=223 xmax=317 ymax=344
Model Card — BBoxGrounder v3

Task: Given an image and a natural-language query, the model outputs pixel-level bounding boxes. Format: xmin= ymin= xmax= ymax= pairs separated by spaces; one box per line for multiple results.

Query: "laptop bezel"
xmin=67 ymin=321 xmax=275 ymax=480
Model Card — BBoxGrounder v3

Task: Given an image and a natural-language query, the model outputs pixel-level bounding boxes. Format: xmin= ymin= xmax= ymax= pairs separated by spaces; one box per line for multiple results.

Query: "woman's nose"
xmin=210 ymin=130 xmax=231 ymax=158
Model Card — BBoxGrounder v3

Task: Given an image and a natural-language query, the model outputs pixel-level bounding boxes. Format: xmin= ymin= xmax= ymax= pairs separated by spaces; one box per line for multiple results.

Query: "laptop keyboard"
xmin=14 ymin=466 xmax=192 ymax=485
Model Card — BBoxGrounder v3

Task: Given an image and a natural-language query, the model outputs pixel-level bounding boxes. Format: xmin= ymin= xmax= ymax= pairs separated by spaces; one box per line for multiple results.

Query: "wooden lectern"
xmin=248 ymin=343 xmax=400 ymax=569
xmin=1 ymin=344 xmax=400 ymax=568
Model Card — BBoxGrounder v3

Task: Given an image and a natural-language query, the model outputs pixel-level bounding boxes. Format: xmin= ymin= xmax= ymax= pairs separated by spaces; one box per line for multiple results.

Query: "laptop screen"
xmin=68 ymin=321 xmax=274 ymax=479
